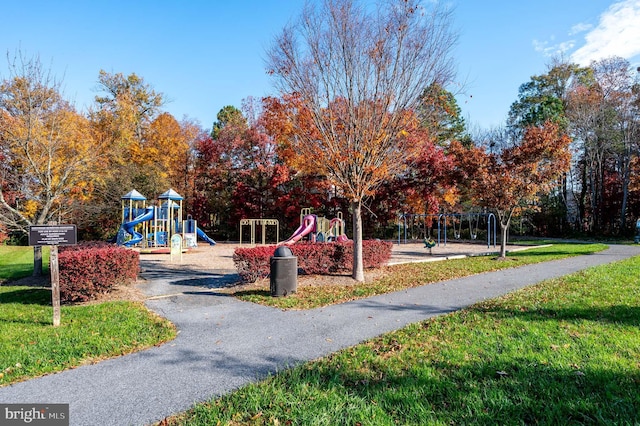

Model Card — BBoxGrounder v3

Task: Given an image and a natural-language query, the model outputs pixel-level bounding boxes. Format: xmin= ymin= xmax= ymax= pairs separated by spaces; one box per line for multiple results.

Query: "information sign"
xmin=28 ymin=225 xmax=77 ymax=246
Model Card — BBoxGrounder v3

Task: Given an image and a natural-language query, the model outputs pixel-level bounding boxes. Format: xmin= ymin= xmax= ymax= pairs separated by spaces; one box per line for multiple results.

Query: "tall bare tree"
xmin=0 ymin=52 xmax=98 ymax=274
xmin=266 ymin=0 xmax=457 ymax=281
xmin=567 ymin=57 xmax=640 ymax=233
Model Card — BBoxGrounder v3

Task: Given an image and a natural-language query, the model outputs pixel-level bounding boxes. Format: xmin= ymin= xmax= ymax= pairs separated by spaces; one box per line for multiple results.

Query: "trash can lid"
xmin=273 ymin=246 xmax=294 ymax=257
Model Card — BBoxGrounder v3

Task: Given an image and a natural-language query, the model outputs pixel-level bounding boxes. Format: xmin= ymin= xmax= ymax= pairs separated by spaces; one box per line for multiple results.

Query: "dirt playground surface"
xmin=133 ymin=240 xmax=523 ymax=293
xmin=138 ymin=240 xmax=514 ymax=273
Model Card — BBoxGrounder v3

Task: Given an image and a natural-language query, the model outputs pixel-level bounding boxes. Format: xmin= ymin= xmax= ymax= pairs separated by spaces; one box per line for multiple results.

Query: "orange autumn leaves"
xmin=263 ymin=94 xmax=429 ymax=202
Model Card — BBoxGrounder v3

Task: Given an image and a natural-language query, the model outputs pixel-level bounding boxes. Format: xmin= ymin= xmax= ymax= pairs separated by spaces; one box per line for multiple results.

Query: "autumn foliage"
xmin=451 ymin=121 xmax=572 ymax=256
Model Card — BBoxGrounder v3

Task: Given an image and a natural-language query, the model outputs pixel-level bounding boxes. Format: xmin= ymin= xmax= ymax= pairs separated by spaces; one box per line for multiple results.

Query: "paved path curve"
xmin=1 ymin=245 xmax=638 ymax=425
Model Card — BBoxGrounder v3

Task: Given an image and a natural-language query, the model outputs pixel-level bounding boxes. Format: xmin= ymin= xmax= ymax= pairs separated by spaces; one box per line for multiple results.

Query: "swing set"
xmin=397 ymin=212 xmax=497 ymax=248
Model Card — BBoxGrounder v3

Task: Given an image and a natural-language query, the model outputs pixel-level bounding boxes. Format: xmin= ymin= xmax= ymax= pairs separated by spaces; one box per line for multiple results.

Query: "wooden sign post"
xmin=28 ymin=225 xmax=77 ymax=327
xmin=49 ymin=245 xmax=60 ymax=326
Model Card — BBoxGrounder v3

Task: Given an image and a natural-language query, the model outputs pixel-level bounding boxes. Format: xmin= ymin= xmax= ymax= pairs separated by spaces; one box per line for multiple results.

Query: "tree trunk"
xmin=578 ymin=161 xmax=587 ymax=228
xmin=499 ymin=223 xmax=508 ymax=258
xmin=351 ymin=199 xmax=365 ymax=282
xmin=33 ymin=246 xmax=43 ymax=277
xmin=620 ymin=154 xmax=631 ymax=234
xmin=498 ymin=216 xmax=511 ymax=258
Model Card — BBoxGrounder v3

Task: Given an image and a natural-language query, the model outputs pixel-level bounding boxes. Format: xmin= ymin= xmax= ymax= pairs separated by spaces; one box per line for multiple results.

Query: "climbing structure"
xmin=117 ymin=188 xmax=216 ymax=248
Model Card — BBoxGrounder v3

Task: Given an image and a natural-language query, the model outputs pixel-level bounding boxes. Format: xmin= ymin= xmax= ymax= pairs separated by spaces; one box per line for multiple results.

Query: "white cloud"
xmin=533 ymin=38 xmax=575 ymax=57
xmin=571 ymin=0 xmax=640 ymax=65
xmin=569 ymin=22 xmax=592 ymax=36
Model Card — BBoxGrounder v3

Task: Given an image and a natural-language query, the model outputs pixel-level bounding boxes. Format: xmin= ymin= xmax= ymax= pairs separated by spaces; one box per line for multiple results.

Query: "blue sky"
xmin=2 ymin=1 xmax=639 ymax=132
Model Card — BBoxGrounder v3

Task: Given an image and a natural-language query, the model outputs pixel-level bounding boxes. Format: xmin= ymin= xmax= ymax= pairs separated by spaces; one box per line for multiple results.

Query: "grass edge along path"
xmin=1 ymin=245 xmax=176 ymax=386
xmin=234 ymin=243 xmax=608 ymax=309
xmin=0 ymin=287 xmax=176 ymax=387
xmin=166 ymin=254 xmax=640 ymax=425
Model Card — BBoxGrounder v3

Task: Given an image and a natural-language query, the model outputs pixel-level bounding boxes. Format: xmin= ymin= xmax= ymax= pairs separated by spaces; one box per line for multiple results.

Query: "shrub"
xmin=233 ymin=240 xmax=393 ymax=283
xmin=233 ymin=246 xmax=277 ymax=284
xmin=290 ymin=243 xmax=335 ymax=275
xmin=58 ymin=243 xmax=139 ymax=303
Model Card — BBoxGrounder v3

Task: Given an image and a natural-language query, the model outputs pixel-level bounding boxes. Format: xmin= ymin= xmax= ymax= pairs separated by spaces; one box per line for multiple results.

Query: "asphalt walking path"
xmin=1 ymin=245 xmax=639 ymax=425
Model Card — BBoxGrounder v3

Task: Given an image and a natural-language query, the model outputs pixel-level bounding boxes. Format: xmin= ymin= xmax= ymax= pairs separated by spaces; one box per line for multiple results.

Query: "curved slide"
xmin=196 ymin=227 xmax=216 ymax=245
xmin=280 ymin=214 xmax=316 ymax=246
xmin=121 ymin=207 xmax=155 ymax=247
xmin=120 ymin=207 xmax=217 ymax=247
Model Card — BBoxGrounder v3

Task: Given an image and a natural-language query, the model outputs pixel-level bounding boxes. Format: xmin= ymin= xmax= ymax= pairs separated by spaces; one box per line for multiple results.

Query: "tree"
xmin=507 ymin=60 xmax=590 ymax=133
xmin=93 ymin=70 xmax=164 ymax=148
xmin=418 ymin=83 xmax=468 ymax=146
xmin=566 ymin=57 xmax=640 ymax=234
xmin=144 ymin=113 xmax=194 ymax=196
xmin=507 ymin=60 xmax=591 ymax=233
xmin=588 ymin=57 xmax=639 ymax=233
xmin=211 ymin=105 xmax=245 ymax=140
xmin=85 ymin=70 xmax=166 ymax=236
xmin=0 ymin=53 xmax=99 ymax=273
xmin=266 ymin=0 xmax=457 ymax=281
xmin=451 ymin=122 xmax=571 ymax=257
xmin=194 ymin=100 xmax=331 ymax=240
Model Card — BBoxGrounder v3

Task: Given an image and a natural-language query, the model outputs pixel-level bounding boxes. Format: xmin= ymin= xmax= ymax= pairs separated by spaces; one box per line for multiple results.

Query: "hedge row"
xmin=233 ymin=240 xmax=392 ymax=283
xmin=59 ymin=242 xmax=139 ymax=303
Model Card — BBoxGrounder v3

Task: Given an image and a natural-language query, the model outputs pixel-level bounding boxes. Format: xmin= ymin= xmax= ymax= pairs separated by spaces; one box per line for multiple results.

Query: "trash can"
xmin=270 ymin=246 xmax=298 ymax=297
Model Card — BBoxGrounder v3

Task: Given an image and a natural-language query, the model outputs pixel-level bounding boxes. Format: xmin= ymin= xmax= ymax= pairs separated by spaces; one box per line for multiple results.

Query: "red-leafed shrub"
xmin=58 ymin=243 xmax=139 ymax=303
xmin=289 ymin=243 xmax=336 ymax=275
xmin=233 ymin=245 xmax=277 ymax=283
xmin=233 ymin=240 xmax=392 ymax=283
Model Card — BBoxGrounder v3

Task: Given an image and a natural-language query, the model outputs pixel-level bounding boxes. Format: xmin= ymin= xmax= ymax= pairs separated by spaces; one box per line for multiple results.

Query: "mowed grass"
xmin=166 ymin=254 xmax=640 ymax=425
xmin=0 ymin=246 xmax=49 ymax=282
xmin=0 ymin=246 xmax=176 ymax=386
xmin=234 ymin=243 xmax=607 ymax=309
xmin=0 ymin=286 xmax=176 ymax=386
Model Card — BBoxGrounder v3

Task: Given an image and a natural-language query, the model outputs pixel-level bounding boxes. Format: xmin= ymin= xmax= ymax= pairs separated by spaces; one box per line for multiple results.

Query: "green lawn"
xmin=0 ymin=245 xmax=176 ymax=386
xmin=234 ymin=243 xmax=608 ymax=309
xmin=0 ymin=245 xmax=49 ymax=282
xmin=167 ymin=254 xmax=640 ymax=425
xmin=0 ymin=286 xmax=176 ymax=386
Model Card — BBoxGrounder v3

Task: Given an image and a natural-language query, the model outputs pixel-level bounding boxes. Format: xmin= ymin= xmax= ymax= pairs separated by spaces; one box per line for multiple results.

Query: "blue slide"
xmin=119 ymin=207 xmax=216 ymax=247
xmin=197 ymin=227 xmax=216 ymax=245
xmin=120 ymin=207 xmax=155 ymax=247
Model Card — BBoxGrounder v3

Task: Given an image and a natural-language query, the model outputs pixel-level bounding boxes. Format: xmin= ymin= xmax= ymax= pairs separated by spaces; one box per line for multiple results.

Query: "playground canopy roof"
xmin=158 ymin=188 xmax=183 ymax=201
xmin=121 ymin=189 xmax=147 ymax=201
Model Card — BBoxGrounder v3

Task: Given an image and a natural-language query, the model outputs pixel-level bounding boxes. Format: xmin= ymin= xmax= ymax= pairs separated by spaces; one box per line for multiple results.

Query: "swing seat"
xmin=424 ymin=238 xmax=436 ymax=249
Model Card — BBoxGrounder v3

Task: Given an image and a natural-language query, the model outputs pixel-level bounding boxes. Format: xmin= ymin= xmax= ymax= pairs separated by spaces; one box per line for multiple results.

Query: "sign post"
xmin=28 ymin=225 xmax=77 ymax=327
xmin=49 ymin=245 xmax=60 ymax=326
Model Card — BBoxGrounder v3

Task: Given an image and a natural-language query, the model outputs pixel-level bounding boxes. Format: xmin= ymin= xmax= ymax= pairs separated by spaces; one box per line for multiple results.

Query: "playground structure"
xmin=239 ymin=218 xmax=280 ymax=245
xmin=117 ymin=189 xmax=216 ymax=249
xmin=279 ymin=208 xmax=348 ymax=246
xmin=398 ymin=212 xmax=497 ymax=249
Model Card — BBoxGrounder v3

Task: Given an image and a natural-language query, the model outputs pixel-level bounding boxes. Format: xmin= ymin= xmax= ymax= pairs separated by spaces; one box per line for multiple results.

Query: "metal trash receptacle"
xmin=270 ymin=246 xmax=298 ymax=297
